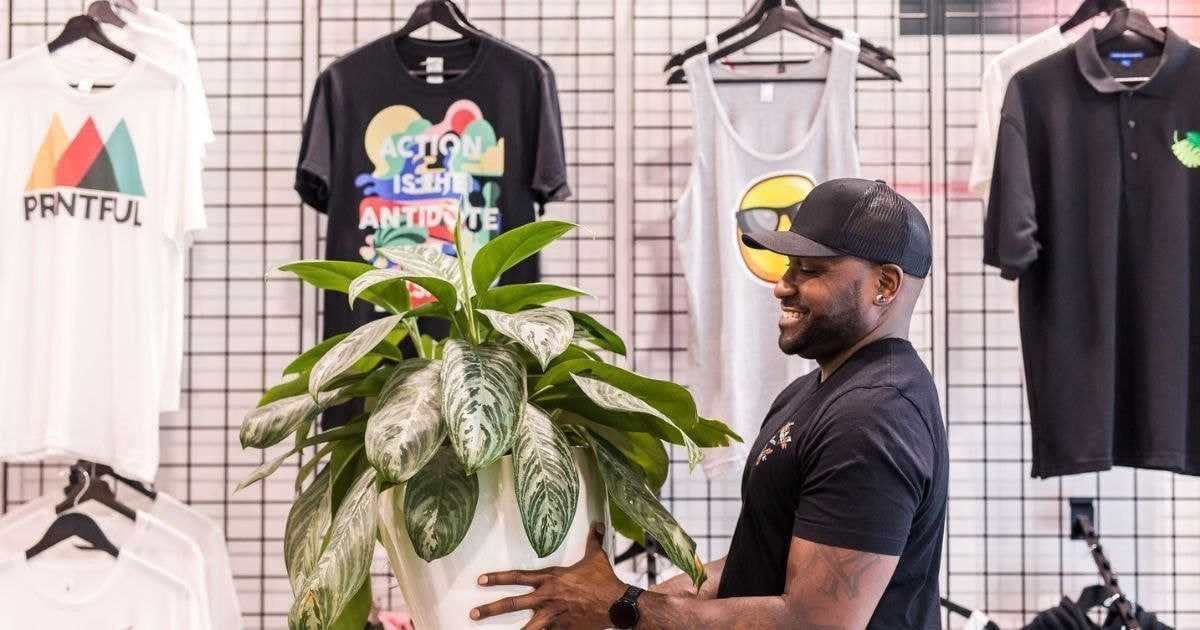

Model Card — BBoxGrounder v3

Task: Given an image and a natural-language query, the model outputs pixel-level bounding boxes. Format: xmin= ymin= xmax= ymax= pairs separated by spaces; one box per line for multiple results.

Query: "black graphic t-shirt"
xmin=296 ymin=34 xmax=569 ymax=340
xmin=716 ymin=338 xmax=948 ymax=629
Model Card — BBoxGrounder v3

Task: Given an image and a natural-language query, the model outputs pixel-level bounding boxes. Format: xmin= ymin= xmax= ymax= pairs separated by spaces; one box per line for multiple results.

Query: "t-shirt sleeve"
xmin=983 ymin=79 xmax=1040 ymax=281
xmin=792 ymin=388 xmax=936 ymax=556
xmin=967 ymin=62 xmax=1003 ymax=199
xmin=163 ymin=80 xmax=207 ymax=245
xmin=296 ymin=71 xmax=335 ymax=213
xmin=530 ymin=62 xmax=571 ymax=209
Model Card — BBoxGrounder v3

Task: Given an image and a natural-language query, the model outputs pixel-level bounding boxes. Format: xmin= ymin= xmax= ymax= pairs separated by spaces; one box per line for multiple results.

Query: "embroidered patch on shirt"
xmin=756 ymin=421 xmax=794 ymax=465
xmin=1171 ymin=130 xmax=1200 ymax=168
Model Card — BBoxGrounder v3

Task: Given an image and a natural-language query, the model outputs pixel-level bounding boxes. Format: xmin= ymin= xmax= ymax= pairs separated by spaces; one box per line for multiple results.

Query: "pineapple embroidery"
xmin=1171 ymin=130 xmax=1200 ymax=168
xmin=756 ymin=421 xmax=794 ymax=465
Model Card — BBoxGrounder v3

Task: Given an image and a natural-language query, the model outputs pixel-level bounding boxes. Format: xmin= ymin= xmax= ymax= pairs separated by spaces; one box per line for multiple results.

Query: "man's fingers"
xmin=470 ymin=593 xmax=541 ymax=620
xmin=478 ymin=569 xmax=549 ymax=587
xmin=586 ymin=521 xmax=605 ymax=552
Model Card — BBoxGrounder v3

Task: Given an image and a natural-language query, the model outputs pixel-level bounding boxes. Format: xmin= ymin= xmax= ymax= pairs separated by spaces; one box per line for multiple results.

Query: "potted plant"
xmin=236 ymin=221 xmax=739 ymax=630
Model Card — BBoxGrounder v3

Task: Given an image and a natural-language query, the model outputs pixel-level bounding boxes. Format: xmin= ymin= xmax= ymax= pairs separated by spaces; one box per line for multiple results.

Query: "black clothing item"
xmin=1023 ymin=587 xmax=1173 ymax=630
xmin=985 ymin=28 xmax=1200 ymax=477
xmin=716 ymin=338 xmax=948 ymax=630
xmin=296 ymin=33 xmax=570 ymax=343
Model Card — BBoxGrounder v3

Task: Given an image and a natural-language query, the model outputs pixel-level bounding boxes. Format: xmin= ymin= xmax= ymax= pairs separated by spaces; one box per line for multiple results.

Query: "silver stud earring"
xmin=875 ymin=294 xmax=887 ymax=305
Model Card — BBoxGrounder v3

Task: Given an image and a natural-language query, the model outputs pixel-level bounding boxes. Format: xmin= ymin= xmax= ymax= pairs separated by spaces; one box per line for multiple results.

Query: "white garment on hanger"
xmin=0 ymin=495 xmax=213 ymax=629
xmin=675 ymin=33 xmax=861 ymax=477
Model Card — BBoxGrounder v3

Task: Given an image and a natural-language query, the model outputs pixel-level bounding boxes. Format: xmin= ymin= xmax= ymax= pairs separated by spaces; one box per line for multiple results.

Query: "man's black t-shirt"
xmin=296 ymin=34 xmax=570 ymax=340
xmin=716 ymin=338 xmax=948 ymax=629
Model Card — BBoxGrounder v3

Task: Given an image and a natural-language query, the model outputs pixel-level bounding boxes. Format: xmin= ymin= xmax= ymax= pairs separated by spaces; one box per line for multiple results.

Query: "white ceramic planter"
xmin=378 ymin=448 xmax=610 ymax=629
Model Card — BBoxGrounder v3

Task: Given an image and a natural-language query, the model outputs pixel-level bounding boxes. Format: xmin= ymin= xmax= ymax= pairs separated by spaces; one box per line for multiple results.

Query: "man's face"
xmin=773 ymin=256 xmax=873 ymax=359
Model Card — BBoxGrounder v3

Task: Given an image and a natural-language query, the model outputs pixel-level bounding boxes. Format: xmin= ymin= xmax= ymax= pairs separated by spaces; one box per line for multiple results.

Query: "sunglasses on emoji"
xmin=736 ymin=206 xmax=793 ymax=234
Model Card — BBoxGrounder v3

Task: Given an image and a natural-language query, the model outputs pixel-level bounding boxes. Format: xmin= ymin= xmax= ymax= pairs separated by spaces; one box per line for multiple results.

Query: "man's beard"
xmin=778 ymin=280 xmax=867 ymax=359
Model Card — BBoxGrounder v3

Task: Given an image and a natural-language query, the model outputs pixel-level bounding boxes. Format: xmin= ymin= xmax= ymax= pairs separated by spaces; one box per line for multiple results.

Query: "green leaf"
xmin=608 ymin=499 xmax=646 ymax=545
xmin=284 ymin=330 xmax=406 ymax=376
xmin=563 ymin=415 xmax=669 ymax=492
xmin=478 ymin=283 xmax=591 ymax=313
xmin=329 ymin=579 xmax=373 ymax=630
xmin=470 ymin=220 xmax=577 ymax=295
xmin=365 ymin=359 xmax=447 ymax=483
xmin=259 ymin=373 xmax=310 ymax=407
xmin=441 ymin=341 xmax=526 ymax=473
xmin=294 ymin=441 xmax=338 ymax=492
xmin=335 ymin=366 xmax=394 ymax=400
xmin=1187 ymin=130 xmax=1200 ymax=146
xmin=329 ymin=440 xmax=367 ymax=516
xmin=572 ymin=373 xmax=702 ymax=470
xmin=289 ymin=468 xmax=379 ymax=630
xmin=570 ymin=311 xmax=627 ymax=356
xmin=284 ymin=467 xmax=332 ymax=595
xmin=297 ymin=421 xmax=368 ymax=449
xmin=309 ymin=315 xmax=404 ymax=399
xmin=402 ymin=447 xmax=479 ymax=561
xmin=349 ymin=268 xmax=458 ymax=314
xmin=236 ymin=447 xmax=296 ymax=492
xmin=240 ymin=389 xmax=339 ymax=449
xmin=691 ymin=417 xmax=743 ymax=446
xmin=377 ymin=245 xmax=472 ymax=304
xmin=478 ymin=307 xmax=575 ymax=370
xmin=588 ymin=437 xmax=706 ymax=590
xmin=536 ymin=360 xmax=699 ymax=431
xmin=277 ymin=260 xmax=409 ymax=313
xmin=513 ymin=404 xmax=579 ymax=557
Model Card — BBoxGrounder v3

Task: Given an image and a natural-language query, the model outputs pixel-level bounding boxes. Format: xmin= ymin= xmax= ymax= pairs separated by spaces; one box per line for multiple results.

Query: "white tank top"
xmin=674 ymin=33 xmax=862 ymax=477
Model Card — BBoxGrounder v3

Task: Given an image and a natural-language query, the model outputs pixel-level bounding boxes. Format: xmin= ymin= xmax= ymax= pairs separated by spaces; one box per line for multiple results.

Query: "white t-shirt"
xmin=967 ymin=25 xmax=1070 ymax=199
xmin=0 ymin=44 xmax=206 ymax=481
xmin=0 ymin=549 xmax=205 ymax=629
xmin=675 ymin=34 xmax=860 ymax=476
xmin=0 ymin=496 xmax=212 ymax=629
xmin=98 ymin=20 xmax=213 ymax=413
xmin=135 ymin=492 xmax=243 ymax=630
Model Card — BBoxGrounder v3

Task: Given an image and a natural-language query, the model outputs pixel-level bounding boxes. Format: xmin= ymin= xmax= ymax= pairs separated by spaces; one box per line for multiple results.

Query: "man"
xmin=473 ymin=178 xmax=948 ymax=629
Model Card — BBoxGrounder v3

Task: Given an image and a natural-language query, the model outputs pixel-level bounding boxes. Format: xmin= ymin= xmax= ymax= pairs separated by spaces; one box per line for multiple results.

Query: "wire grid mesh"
xmin=1 ymin=1 xmax=1198 ymax=628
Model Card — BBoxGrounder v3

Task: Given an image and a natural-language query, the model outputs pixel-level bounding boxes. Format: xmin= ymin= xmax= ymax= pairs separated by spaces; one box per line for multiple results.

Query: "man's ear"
xmin=876 ymin=264 xmax=904 ymax=305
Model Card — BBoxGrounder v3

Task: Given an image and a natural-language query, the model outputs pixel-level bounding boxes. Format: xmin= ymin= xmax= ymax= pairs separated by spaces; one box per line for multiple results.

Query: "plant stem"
xmin=405 ymin=319 xmax=424 ymax=359
xmin=452 ymin=219 xmax=480 ymax=345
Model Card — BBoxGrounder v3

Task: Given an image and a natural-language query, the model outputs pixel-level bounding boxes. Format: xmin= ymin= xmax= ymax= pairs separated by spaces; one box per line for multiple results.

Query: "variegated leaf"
xmin=235 ymin=447 xmax=295 ymax=492
xmin=377 ymin=244 xmax=472 ymax=302
xmin=347 ymin=268 xmax=409 ymax=309
xmin=402 ymin=447 xmax=479 ymax=561
xmin=589 ymin=436 xmax=706 ymax=590
xmin=441 ymin=341 xmax=526 ymax=473
xmin=571 ymin=374 xmax=703 ymax=470
xmin=289 ymin=468 xmax=379 ymax=630
xmin=348 ymin=267 xmax=457 ymax=313
xmin=513 ymin=404 xmax=579 ymax=557
xmin=240 ymin=388 xmax=340 ymax=449
xmin=478 ymin=308 xmax=575 ymax=370
xmin=365 ymin=359 xmax=446 ymax=483
xmin=284 ymin=467 xmax=332 ymax=595
xmin=308 ymin=314 xmax=403 ymax=399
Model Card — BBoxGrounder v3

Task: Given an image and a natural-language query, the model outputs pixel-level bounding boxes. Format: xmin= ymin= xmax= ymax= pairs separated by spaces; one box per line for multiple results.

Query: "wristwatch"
xmin=608 ymin=584 xmax=645 ymax=629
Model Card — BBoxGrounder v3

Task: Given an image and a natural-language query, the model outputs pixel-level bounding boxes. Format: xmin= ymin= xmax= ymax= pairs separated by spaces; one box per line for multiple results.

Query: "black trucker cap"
xmin=742 ymin=178 xmax=932 ymax=278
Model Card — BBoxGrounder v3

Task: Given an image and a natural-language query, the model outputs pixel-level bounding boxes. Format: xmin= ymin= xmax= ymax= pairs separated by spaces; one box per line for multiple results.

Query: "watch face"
xmin=609 ymin=599 xmax=639 ymax=628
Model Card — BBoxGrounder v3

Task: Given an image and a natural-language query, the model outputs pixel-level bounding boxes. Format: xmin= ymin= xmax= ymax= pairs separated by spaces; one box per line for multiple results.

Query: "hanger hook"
xmin=73 ymin=465 xmax=92 ymax=510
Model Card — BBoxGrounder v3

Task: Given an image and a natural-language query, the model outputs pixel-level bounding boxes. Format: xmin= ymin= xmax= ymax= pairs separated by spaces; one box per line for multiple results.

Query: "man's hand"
xmin=472 ymin=522 xmax=625 ymax=629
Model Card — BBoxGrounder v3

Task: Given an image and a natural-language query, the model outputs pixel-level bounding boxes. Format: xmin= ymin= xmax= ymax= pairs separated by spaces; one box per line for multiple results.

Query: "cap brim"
xmin=741 ymin=230 xmax=844 ymax=258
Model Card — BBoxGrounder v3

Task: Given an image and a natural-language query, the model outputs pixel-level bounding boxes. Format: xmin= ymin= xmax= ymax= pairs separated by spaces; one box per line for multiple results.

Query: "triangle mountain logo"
xmin=25 ymin=114 xmax=145 ymax=196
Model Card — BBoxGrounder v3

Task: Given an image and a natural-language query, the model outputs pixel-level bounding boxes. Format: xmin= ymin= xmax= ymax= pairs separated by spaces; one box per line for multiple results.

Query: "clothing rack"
xmin=1076 ymin=515 xmax=1140 ymax=629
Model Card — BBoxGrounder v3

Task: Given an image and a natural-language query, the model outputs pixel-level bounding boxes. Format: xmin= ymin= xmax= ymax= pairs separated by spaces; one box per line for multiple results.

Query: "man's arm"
xmin=649 ymin=555 xmax=726 ymax=599
xmin=638 ymin=537 xmax=897 ymax=630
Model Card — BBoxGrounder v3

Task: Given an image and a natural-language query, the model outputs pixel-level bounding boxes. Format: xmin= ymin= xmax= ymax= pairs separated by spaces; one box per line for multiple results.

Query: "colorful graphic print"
xmin=354 ymin=100 xmax=504 ymax=306
xmin=735 ymin=173 xmax=815 ymax=284
xmin=756 ymin=421 xmax=794 ymax=466
xmin=1171 ymin=130 xmax=1200 ymax=168
xmin=26 ymin=114 xmax=145 ymax=196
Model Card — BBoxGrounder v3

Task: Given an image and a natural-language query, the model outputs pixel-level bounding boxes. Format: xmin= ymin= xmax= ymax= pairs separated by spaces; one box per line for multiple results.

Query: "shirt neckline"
xmin=1073 ymin=27 xmax=1190 ymax=97
xmin=388 ymin=35 xmax=492 ymax=94
xmin=37 ymin=42 xmax=148 ymax=102
xmin=17 ymin=546 xmax=132 ymax=609
xmin=694 ymin=36 xmax=854 ymax=161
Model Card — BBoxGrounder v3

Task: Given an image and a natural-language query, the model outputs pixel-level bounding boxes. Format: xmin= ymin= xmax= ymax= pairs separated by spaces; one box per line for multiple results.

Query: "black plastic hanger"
xmin=86 ymin=1 xmax=126 ymax=28
xmin=1061 ymin=0 xmax=1126 ymax=33
xmin=667 ymin=3 xmax=900 ymax=84
xmin=80 ymin=460 xmax=157 ymax=500
xmin=25 ymin=512 xmax=119 ymax=559
xmin=940 ymin=597 xmax=1001 ymax=630
xmin=664 ymin=0 xmax=894 ymax=71
xmin=55 ymin=463 xmax=138 ymax=521
xmin=393 ymin=0 xmax=484 ymax=79
xmin=1094 ymin=6 xmax=1165 ymax=47
xmin=47 ymin=14 xmax=135 ymax=61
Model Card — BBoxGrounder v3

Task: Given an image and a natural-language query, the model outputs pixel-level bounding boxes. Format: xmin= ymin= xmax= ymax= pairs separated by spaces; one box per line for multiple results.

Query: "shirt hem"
xmin=1031 ymin=453 xmax=1198 ymax=478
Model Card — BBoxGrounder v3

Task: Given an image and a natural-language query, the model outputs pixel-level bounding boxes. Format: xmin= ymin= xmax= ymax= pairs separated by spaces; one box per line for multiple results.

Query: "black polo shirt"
xmin=985 ymin=28 xmax=1200 ymax=477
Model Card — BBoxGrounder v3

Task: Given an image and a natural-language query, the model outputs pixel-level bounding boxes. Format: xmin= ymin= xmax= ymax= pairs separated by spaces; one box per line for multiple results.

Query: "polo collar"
xmin=1074 ymin=27 xmax=1191 ymax=97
